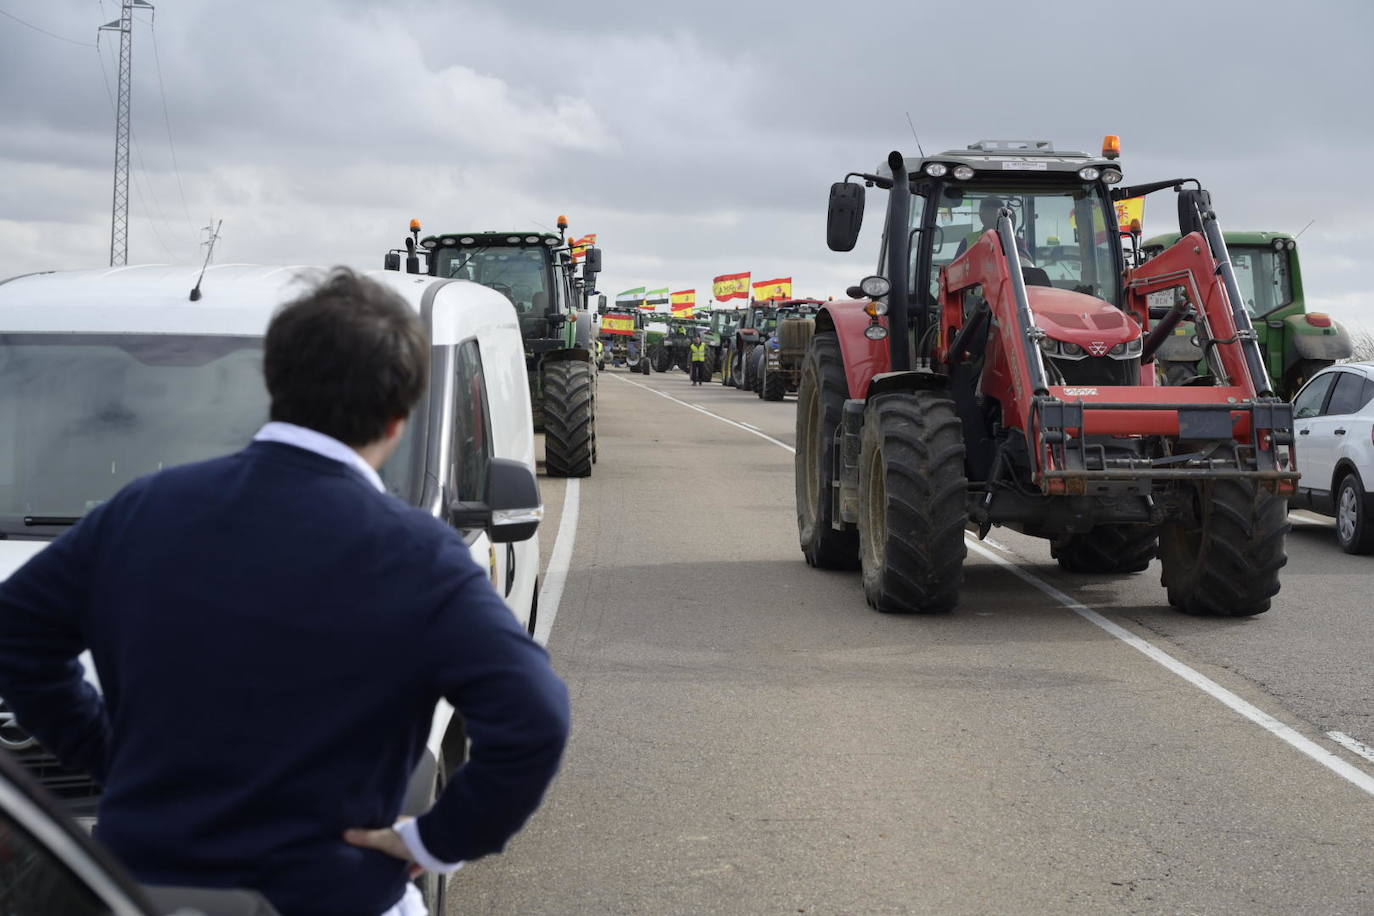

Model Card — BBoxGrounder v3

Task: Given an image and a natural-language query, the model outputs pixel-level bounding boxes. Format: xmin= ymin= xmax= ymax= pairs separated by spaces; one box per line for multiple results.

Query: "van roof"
xmin=0 ymin=264 xmax=519 ymax=344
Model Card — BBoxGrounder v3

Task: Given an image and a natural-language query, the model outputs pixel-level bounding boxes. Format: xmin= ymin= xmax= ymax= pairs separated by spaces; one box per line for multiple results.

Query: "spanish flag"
xmin=570 ymin=233 xmax=597 ymax=261
xmin=671 ymin=289 xmax=696 ymax=317
xmin=713 ymin=271 xmax=750 ymax=301
xmin=600 ymin=312 xmax=635 ymax=335
xmin=753 ymin=277 xmax=792 ymax=301
xmin=1113 ymin=198 xmax=1145 ymax=234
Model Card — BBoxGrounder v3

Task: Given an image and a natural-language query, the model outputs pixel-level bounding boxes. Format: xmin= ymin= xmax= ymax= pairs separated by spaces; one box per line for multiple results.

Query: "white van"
xmin=0 ymin=264 xmax=543 ymax=914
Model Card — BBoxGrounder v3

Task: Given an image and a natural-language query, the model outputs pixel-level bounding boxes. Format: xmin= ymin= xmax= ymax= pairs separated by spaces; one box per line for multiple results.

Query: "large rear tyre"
xmin=1051 ymin=525 xmax=1158 ymax=574
xmin=651 ymin=346 xmax=672 ymax=374
xmin=795 ymin=332 xmax=859 ymax=569
xmin=858 ymin=391 xmax=967 ymax=613
xmin=1158 ymin=480 xmax=1288 ymax=616
xmin=762 ymin=363 xmax=786 ymax=401
xmin=640 ymin=358 xmax=650 ymax=375
xmin=543 ymin=361 xmax=595 ymax=478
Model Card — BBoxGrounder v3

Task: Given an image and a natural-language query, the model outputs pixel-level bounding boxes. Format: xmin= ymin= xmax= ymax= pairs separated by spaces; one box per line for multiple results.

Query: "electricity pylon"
xmin=99 ymin=0 xmax=155 ymax=267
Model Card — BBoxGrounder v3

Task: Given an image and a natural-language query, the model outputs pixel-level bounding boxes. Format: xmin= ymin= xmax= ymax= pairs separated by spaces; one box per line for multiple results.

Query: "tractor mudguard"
xmin=867 ymin=370 xmax=951 ymax=399
xmin=1285 ymin=315 xmax=1353 ymax=361
xmin=815 ymin=301 xmax=892 ymax=399
xmin=542 ymin=347 xmax=593 ymax=364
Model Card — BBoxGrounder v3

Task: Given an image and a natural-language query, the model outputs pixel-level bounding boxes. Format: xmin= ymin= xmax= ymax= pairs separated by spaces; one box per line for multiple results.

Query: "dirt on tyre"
xmin=795 ymin=332 xmax=859 ymax=569
xmin=1051 ymin=525 xmax=1158 ymax=573
xmin=1158 ymin=480 xmax=1288 ymax=616
xmin=858 ymin=391 xmax=967 ymax=613
xmin=543 ymin=360 xmax=595 ymax=477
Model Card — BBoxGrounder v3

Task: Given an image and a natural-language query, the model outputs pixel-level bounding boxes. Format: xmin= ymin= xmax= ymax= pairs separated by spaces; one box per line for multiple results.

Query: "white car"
xmin=1291 ymin=361 xmax=1374 ymax=553
xmin=0 ymin=264 xmax=544 ymax=915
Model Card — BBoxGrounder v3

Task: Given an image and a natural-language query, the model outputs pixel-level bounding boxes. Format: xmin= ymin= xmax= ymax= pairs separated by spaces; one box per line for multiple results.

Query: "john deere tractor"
xmin=385 ymin=218 xmax=601 ymax=477
xmin=1142 ymin=231 xmax=1350 ymax=397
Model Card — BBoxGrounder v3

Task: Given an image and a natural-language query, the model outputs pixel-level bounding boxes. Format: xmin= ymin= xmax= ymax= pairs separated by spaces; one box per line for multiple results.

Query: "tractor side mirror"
xmin=827 ymin=182 xmax=865 ymax=252
xmin=597 ymin=294 xmax=608 ymax=314
xmin=584 ymin=247 xmax=603 ymax=275
xmin=1177 ymin=188 xmax=1212 ymax=238
xmin=384 ymin=252 xmax=401 ymax=271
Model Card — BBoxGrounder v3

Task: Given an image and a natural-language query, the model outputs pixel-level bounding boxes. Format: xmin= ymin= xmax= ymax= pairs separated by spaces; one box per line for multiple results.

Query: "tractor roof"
xmin=419 ymin=230 xmax=563 ymax=252
xmin=1142 ymin=230 xmax=1296 ymax=249
xmin=878 ymin=139 xmax=1112 ymax=181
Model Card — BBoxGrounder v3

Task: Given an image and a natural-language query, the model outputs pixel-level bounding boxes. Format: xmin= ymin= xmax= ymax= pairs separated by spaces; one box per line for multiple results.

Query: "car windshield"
xmin=916 ymin=182 xmax=1121 ymax=306
xmin=1230 ymin=245 xmax=1293 ymax=315
xmin=433 ymin=245 xmax=552 ymax=315
xmin=0 ymin=333 xmax=427 ymax=531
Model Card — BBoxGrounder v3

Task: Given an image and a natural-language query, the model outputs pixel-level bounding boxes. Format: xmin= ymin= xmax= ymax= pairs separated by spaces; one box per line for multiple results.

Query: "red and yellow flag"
xmin=670 ymin=289 xmax=696 ymax=317
xmin=570 ymin=233 xmax=598 ymax=261
xmin=1114 ymin=198 xmax=1144 ymax=234
xmin=600 ymin=312 xmax=635 ymax=335
xmin=713 ymin=271 xmax=750 ymax=301
xmin=752 ymin=277 xmax=792 ymax=301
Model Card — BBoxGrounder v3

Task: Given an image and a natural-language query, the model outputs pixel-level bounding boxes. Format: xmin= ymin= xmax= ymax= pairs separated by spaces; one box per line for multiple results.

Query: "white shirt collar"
xmin=252 ymin=421 xmax=386 ymax=493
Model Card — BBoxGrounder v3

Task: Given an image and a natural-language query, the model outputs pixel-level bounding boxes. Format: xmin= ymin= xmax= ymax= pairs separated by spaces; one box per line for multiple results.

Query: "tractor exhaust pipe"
xmin=884 ymin=151 xmax=912 ymax=372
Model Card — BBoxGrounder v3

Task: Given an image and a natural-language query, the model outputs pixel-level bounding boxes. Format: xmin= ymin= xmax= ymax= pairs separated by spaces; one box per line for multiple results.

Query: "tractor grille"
xmin=1052 ymin=355 xmax=1139 ymax=387
xmin=0 ymin=698 xmax=101 ymax=818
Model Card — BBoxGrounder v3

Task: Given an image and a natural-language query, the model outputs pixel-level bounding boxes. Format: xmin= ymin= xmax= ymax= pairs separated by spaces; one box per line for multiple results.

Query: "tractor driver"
xmin=955 ymin=196 xmax=1033 ymax=266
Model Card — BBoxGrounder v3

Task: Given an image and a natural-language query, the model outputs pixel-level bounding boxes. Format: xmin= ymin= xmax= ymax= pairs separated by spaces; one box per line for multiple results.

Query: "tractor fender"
xmin=867 ymin=370 xmax=951 ymax=400
xmin=815 ymin=301 xmax=892 ymax=399
xmin=1285 ymin=315 xmax=1353 ymax=361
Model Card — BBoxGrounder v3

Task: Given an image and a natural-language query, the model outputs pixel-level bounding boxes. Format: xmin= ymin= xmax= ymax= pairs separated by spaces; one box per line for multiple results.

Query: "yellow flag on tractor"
xmin=671 ymin=289 xmax=696 ymax=317
xmin=570 ymin=233 xmax=597 ymax=261
xmin=752 ymin=277 xmax=792 ymax=301
xmin=713 ymin=272 xmax=750 ymax=301
xmin=1114 ymin=199 xmax=1144 ymax=234
xmin=601 ymin=313 xmax=635 ymax=335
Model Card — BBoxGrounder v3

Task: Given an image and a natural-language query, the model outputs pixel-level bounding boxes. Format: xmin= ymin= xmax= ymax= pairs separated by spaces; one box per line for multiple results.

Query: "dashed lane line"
xmin=533 ymin=478 xmax=579 ymax=648
xmin=609 ymin=369 xmax=1374 ymax=793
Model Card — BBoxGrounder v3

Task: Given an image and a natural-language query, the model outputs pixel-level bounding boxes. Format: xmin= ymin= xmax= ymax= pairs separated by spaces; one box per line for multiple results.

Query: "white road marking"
xmin=533 ymin=478 xmax=579 ymax=648
xmin=738 ymin=421 xmax=762 ymax=432
xmin=614 ymin=365 xmax=1374 ymax=797
xmin=1328 ymin=731 xmax=1374 ymax=765
xmin=607 ymin=374 xmax=796 ymax=454
xmin=966 ymin=538 xmax=1374 ymax=799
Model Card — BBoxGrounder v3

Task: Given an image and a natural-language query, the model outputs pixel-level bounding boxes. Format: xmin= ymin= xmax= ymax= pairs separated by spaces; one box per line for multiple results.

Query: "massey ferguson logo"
xmin=1087 ymin=341 xmax=1108 ymax=357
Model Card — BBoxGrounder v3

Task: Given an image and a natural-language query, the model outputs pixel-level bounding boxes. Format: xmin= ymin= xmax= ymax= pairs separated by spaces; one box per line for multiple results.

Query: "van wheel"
xmin=543 ymin=361 xmax=594 ymax=477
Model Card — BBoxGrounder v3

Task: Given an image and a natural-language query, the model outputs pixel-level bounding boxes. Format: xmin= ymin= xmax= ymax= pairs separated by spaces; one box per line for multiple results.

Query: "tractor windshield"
xmin=1230 ymin=246 xmax=1293 ymax=315
xmin=433 ymin=245 xmax=554 ymax=317
xmin=920 ymin=183 xmax=1121 ymax=306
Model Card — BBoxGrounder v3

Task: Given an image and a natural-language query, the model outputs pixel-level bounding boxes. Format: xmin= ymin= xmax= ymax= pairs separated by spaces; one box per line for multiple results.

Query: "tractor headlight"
xmin=1039 ymin=337 xmax=1059 ymax=355
xmin=1109 ymin=342 xmax=1126 ymax=356
xmin=952 ymin=165 xmax=975 ymax=180
xmin=1077 ymin=167 xmax=1101 ymax=181
xmin=1285 ymin=239 xmax=1296 ymax=250
xmin=1101 ymin=168 xmax=1123 ymax=185
xmin=1061 ymin=342 xmax=1084 ymax=357
xmin=1272 ymin=238 xmax=1285 ymax=252
xmin=924 ymin=162 xmax=949 ymax=177
xmin=864 ymin=324 xmax=888 ymax=341
xmin=860 ymin=275 xmax=891 ymax=298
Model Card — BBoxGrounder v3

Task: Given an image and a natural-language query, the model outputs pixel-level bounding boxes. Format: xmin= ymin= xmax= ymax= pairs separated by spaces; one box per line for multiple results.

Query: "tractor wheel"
xmin=762 ymin=363 xmax=786 ymax=401
xmin=720 ymin=349 xmax=734 ymax=386
xmin=1158 ymin=480 xmax=1289 ymax=616
xmin=543 ymin=361 xmax=595 ymax=478
xmin=731 ymin=350 xmax=746 ymax=389
xmin=750 ymin=349 xmax=766 ymax=393
xmin=651 ymin=346 xmax=672 ymax=374
xmin=1051 ymin=525 xmax=1158 ymax=573
xmin=858 ymin=391 xmax=967 ymax=613
xmin=795 ymin=332 xmax=859 ymax=569
xmin=1282 ymin=358 xmax=1332 ymax=400
xmin=640 ymin=358 xmax=650 ymax=375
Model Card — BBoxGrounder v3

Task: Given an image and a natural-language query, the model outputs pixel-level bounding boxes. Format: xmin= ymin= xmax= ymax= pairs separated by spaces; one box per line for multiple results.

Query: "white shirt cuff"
xmin=395 ymin=819 xmax=465 ymax=875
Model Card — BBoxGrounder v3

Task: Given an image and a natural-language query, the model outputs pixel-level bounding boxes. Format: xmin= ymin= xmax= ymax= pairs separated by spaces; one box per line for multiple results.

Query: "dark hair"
xmin=264 ymin=268 xmax=429 ymax=446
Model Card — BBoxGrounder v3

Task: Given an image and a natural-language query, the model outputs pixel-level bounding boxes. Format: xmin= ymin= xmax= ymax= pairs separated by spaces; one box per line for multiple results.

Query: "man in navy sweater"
xmin=0 ymin=269 xmax=571 ymax=915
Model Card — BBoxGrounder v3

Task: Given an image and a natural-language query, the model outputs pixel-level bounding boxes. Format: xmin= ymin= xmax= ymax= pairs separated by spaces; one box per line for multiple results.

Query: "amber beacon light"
xmin=1102 ymin=135 xmax=1121 ymax=160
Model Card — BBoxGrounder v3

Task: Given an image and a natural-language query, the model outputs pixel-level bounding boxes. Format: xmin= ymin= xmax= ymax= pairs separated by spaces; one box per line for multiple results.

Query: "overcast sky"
xmin=2 ymin=0 xmax=1371 ymax=324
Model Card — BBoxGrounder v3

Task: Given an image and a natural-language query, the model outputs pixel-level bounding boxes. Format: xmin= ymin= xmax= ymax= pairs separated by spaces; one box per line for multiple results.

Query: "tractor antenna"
xmin=904 ymin=111 xmax=926 ymax=158
xmin=1294 ymin=219 xmax=1315 ymax=239
xmin=189 ymin=219 xmax=221 ymax=301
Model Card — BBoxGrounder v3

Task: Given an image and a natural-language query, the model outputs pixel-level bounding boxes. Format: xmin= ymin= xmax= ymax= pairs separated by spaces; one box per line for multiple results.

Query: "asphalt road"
xmin=457 ymin=366 xmax=1374 ymax=915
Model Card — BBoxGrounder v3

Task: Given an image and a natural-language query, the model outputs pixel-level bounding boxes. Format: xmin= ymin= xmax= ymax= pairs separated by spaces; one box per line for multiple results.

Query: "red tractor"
xmin=795 ymin=138 xmax=1297 ymax=616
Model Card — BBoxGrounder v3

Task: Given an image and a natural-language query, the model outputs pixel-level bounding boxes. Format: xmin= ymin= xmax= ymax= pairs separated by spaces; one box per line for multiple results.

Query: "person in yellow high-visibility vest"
xmin=690 ymin=337 xmax=709 ymax=386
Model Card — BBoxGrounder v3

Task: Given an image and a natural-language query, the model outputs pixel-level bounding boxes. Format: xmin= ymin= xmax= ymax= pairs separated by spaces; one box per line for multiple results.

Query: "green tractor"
xmin=650 ymin=316 xmax=711 ymax=374
xmin=1141 ymin=231 xmax=1350 ymax=397
xmin=704 ymin=307 xmax=743 ymax=376
xmin=385 ymin=218 xmax=601 ymax=477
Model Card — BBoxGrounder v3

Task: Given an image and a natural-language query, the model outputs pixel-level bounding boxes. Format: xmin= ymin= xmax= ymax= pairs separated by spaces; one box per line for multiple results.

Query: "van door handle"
xmin=1299 ymin=429 xmax=1310 ymax=435
xmin=1335 ymin=428 xmax=1347 ymax=435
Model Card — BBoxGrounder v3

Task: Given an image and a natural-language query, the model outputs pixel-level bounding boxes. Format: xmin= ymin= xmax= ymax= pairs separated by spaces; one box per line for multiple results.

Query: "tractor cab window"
xmin=434 ymin=246 xmax=553 ymax=320
xmin=927 ymin=184 xmax=1120 ymax=307
xmin=1230 ymin=246 xmax=1293 ymax=315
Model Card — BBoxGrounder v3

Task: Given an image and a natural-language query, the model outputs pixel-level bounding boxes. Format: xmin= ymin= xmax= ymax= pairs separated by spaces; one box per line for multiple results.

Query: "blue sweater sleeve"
xmin=414 ymin=539 xmax=570 ymax=864
xmin=0 ymin=508 xmax=111 ymax=781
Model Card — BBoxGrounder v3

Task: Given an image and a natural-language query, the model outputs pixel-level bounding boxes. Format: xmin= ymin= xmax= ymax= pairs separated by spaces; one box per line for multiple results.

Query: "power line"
xmin=147 ymin=20 xmax=195 ymax=241
xmin=0 ymin=7 xmax=95 ymax=47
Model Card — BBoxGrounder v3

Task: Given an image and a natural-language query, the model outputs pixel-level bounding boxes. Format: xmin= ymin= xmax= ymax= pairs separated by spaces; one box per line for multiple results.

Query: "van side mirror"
xmin=484 ymin=458 xmax=543 ymax=543
xmin=827 ymin=182 xmax=865 ymax=252
xmin=384 ymin=252 xmax=401 ymax=271
xmin=584 ymin=247 xmax=602 ymax=275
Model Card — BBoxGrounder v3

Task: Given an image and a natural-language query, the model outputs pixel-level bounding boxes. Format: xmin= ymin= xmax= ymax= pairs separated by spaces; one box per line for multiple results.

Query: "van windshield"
xmin=0 ymin=333 xmax=426 ymax=532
